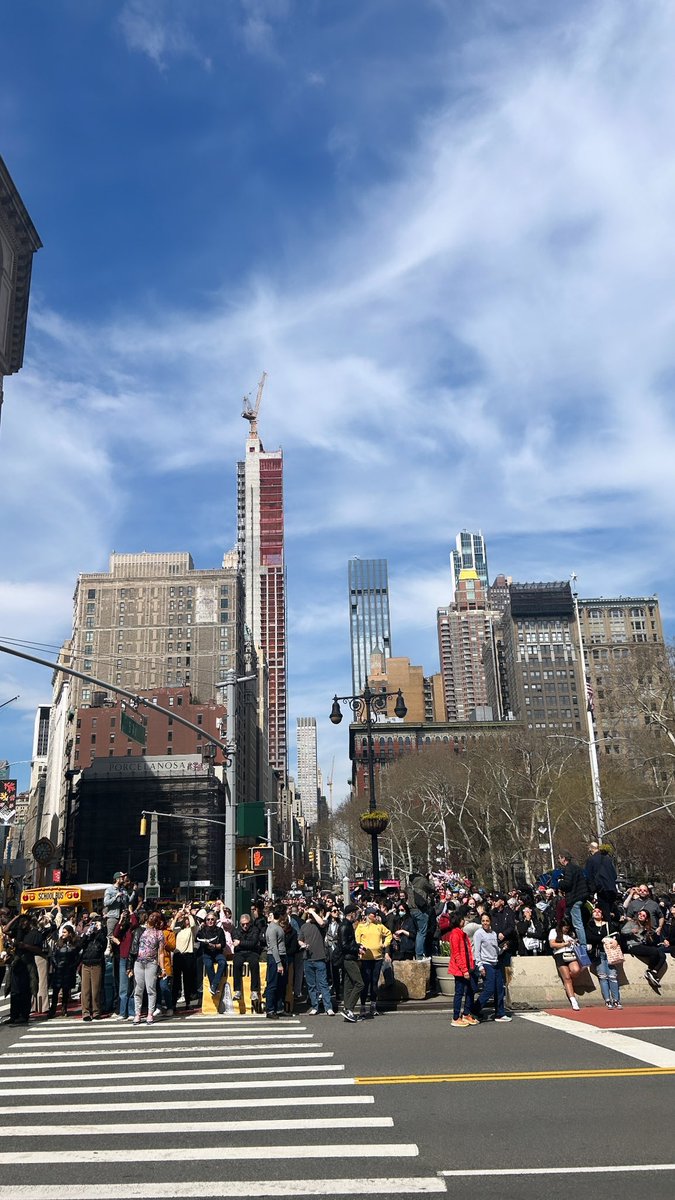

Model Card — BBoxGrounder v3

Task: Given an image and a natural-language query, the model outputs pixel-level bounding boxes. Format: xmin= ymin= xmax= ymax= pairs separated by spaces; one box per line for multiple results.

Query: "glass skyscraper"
xmin=348 ymin=558 xmax=392 ymax=695
xmin=451 ymin=530 xmax=489 ymax=595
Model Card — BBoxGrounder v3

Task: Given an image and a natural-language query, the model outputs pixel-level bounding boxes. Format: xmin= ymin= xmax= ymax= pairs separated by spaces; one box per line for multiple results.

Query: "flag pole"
xmin=571 ymin=574 xmax=606 ymax=839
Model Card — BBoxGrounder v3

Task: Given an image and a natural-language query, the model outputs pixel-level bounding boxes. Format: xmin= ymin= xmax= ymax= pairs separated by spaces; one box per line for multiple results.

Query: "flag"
xmin=586 ymin=680 xmax=594 ymax=713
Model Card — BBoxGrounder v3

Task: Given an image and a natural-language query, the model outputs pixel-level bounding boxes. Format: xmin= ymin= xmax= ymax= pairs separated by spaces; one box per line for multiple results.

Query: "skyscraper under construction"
xmin=237 ymin=374 xmax=288 ymax=778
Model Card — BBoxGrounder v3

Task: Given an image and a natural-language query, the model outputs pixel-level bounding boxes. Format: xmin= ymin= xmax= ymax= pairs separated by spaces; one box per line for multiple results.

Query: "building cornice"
xmin=0 ymin=156 xmax=42 ymax=376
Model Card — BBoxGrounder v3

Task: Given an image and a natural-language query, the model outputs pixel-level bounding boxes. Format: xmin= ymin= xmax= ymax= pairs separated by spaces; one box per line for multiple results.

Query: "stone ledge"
xmin=507 ymin=953 xmax=673 ymax=1007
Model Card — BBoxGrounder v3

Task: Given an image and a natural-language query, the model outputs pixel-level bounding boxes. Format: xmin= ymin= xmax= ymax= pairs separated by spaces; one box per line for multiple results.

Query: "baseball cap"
xmin=344 ymin=903 xmax=359 ymax=916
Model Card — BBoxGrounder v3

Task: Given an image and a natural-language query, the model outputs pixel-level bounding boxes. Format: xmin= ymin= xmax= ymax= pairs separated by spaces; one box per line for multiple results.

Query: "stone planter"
xmin=378 ymin=958 xmax=431 ymax=1000
xmin=431 ymin=954 xmax=454 ymax=997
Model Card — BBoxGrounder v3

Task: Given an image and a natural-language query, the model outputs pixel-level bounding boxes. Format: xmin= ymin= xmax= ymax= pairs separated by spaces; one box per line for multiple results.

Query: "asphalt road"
xmin=0 ymin=1002 xmax=673 ymax=1199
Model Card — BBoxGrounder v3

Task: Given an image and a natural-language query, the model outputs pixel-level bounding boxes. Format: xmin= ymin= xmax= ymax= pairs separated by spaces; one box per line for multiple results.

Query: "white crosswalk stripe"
xmin=1 ymin=1013 xmax=446 ymax=1196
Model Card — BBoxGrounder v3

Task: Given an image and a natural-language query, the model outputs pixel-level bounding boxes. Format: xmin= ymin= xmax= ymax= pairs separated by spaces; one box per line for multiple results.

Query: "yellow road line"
xmin=355 ymin=1067 xmax=675 ymax=1085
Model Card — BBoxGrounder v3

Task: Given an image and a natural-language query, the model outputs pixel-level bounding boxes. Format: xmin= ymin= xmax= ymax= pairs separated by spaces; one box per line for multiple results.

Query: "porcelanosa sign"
xmin=86 ymin=756 xmax=209 ymax=780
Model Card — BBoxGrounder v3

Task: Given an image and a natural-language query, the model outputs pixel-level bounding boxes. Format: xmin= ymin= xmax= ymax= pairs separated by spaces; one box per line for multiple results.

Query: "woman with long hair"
xmin=111 ymin=908 xmax=139 ymax=1021
xmin=391 ymin=901 xmax=416 ymax=961
xmin=447 ymin=912 xmax=478 ymax=1028
xmin=587 ymin=904 xmax=622 ymax=1009
xmin=48 ymin=926 xmax=81 ymax=1018
xmin=128 ymin=911 xmax=165 ymax=1025
xmin=549 ymin=915 xmax=583 ymax=1010
xmin=629 ymin=909 xmax=666 ymax=990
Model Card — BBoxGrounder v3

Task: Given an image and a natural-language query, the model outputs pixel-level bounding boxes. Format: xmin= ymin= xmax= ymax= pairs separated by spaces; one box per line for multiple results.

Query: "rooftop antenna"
xmin=242 ymin=371 xmax=267 ymax=436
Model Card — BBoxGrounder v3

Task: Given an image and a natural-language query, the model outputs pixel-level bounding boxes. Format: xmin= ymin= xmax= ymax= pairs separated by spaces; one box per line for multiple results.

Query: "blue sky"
xmin=1 ymin=0 xmax=674 ymax=802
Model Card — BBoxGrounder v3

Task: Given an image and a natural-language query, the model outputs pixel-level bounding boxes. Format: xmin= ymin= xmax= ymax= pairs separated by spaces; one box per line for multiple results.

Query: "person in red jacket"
xmin=447 ymin=912 xmax=479 ymax=1028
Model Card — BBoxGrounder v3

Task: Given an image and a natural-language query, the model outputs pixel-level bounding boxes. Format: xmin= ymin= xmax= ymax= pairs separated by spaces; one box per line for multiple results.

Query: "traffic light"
xmin=308 ymin=850 xmax=315 ymax=864
xmin=250 ymin=845 xmax=274 ymax=871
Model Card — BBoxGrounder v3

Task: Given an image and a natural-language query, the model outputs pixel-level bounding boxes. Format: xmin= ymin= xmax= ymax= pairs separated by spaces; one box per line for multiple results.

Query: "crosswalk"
xmin=1 ymin=1013 xmax=447 ymax=1197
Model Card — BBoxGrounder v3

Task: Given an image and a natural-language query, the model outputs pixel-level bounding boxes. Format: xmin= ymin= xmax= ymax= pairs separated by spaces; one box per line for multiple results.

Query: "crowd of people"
xmin=1 ymin=848 xmax=673 ymax=1027
xmin=437 ymin=843 xmax=674 ymax=1020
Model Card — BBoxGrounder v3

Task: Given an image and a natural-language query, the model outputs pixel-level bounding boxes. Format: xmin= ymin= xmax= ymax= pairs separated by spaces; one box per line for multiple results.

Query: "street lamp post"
xmin=571 ymin=575 xmax=606 ymax=839
xmin=329 ymin=681 xmax=406 ymax=895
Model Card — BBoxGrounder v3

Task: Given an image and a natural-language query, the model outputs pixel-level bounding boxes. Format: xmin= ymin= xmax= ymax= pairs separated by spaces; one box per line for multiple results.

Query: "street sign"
xmin=121 ymin=711 xmax=146 ymax=746
xmin=250 ymin=846 xmax=274 ymax=871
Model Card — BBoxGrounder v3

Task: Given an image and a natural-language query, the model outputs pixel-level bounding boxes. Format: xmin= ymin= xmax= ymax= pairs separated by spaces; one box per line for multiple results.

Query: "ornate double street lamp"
xmin=329 ymin=681 xmax=406 ymax=894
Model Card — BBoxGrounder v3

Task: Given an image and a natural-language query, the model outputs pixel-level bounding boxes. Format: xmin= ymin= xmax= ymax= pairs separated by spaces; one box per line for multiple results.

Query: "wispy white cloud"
xmin=118 ymin=0 xmax=212 ymax=70
xmin=5 ymin=0 xmax=675 ymax=794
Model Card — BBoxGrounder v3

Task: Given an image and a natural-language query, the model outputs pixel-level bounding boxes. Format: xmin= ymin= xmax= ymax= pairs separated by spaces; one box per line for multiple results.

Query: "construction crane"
xmin=241 ymin=371 xmax=267 ymax=436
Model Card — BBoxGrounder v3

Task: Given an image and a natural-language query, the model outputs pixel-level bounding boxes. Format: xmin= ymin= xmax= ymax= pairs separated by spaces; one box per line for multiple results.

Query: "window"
xmin=85 ymin=632 xmax=94 ymax=643
xmin=87 ymin=589 xmax=96 ymax=599
xmin=86 ymin=603 xmax=95 ymax=614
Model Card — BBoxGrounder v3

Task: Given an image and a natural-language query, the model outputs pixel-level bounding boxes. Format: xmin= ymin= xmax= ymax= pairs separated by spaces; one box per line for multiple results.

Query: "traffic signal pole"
xmin=0 ymin=643 xmax=233 ymax=760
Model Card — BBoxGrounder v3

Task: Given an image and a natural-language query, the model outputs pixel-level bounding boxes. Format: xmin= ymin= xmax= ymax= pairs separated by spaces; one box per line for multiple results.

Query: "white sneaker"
xmin=495 ymin=1015 xmax=512 ymax=1022
xmin=569 ymin=996 xmax=580 ymax=1010
xmin=153 ymin=1007 xmax=162 ymax=1016
xmin=233 ymin=991 xmax=241 ymax=1001
xmin=308 ymin=1008 xmax=318 ymax=1016
xmin=325 ymin=1009 xmax=335 ymax=1016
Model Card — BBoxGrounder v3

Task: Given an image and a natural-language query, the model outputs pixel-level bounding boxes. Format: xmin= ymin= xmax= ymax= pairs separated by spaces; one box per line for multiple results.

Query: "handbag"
xmin=573 ymin=943 xmax=592 ymax=968
xmin=602 ymin=935 xmax=624 ymax=966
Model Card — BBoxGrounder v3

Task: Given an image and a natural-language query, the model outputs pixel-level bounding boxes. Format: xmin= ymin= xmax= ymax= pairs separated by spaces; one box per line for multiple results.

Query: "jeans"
xmin=453 ymin=974 xmax=476 ymax=1020
xmin=265 ymin=955 xmax=287 ymax=1014
xmin=596 ymin=952 xmax=620 ymax=1004
xmin=477 ymin=962 xmax=505 ymax=1018
xmin=304 ymin=959 xmax=333 ymax=1012
xmin=203 ymin=954 xmax=227 ymax=994
xmin=412 ymin=910 xmax=429 ymax=959
xmin=360 ymin=959 xmax=383 ymax=1006
xmin=133 ymin=960 xmax=158 ymax=1016
xmin=157 ymin=974 xmax=172 ymax=1010
xmin=342 ymin=959 xmax=363 ymax=1014
xmin=118 ymin=957 xmax=135 ymax=1017
xmin=569 ymin=901 xmax=587 ymax=950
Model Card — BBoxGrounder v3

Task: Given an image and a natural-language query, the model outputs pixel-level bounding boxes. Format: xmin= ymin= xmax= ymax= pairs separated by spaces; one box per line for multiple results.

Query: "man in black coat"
xmin=337 ymin=904 xmax=363 ymax=1023
xmin=558 ymin=852 xmax=590 ymax=947
xmin=585 ymin=841 xmax=618 ymax=918
xmin=231 ymin=913 xmax=262 ymax=1001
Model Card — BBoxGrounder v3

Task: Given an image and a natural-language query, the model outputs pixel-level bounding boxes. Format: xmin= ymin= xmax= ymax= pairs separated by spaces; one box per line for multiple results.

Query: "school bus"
xmin=20 ymin=884 xmax=108 ymax=912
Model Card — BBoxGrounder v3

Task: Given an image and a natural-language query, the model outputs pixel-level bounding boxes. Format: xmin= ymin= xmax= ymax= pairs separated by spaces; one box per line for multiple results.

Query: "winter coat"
xmin=559 ymin=861 xmax=590 ymax=908
xmin=49 ymin=942 xmax=81 ymax=989
xmin=447 ymin=927 xmax=475 ymax=977
xmin=79 ymin=924 xmax=108 ymax=966
xmin=585 ymin=851 xmax=617 ymax=894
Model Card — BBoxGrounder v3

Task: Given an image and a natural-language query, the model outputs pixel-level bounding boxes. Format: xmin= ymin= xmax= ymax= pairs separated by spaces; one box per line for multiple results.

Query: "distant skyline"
xmin=1 ymin=1 xmax=675 ymax=806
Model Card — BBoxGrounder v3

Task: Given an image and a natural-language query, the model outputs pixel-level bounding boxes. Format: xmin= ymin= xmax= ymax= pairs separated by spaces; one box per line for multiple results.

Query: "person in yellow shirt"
xmin=355 ymin=906 xmax=393 ymax=1019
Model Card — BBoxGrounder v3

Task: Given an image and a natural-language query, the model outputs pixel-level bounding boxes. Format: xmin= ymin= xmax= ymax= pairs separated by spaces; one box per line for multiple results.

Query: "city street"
xmin=1 ymin=1002 xmax=674 ymax=1199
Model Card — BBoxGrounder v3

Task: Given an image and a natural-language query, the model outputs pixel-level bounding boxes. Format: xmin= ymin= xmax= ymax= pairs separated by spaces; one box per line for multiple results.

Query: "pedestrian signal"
xmin=250 ymin=845 xmax=274 ymax=871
